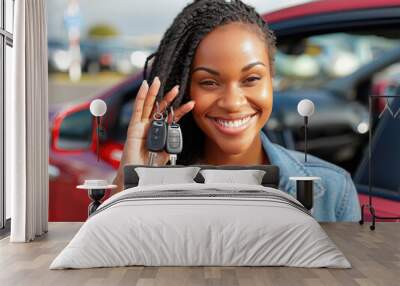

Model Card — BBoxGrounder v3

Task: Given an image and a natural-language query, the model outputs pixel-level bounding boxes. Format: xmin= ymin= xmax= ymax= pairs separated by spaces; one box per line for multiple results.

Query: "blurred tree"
xmin=87 ymin=24 xmax=119 ymax=39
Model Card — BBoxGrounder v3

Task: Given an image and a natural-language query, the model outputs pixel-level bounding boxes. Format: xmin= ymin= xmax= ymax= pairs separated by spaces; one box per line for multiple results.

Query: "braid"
xmin=143 ymin=52 xmax=157 ymax=81
xmin=143 ymin=0 xmax=276 ymax=164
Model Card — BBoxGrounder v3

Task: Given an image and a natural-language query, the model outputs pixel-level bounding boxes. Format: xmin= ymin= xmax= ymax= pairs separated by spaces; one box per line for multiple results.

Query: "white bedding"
xmin=50 ymin=183 xmax=350 ymax=269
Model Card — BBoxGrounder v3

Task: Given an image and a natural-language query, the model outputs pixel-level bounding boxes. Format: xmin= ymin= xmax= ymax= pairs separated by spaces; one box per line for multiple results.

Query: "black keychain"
xmin=165 ymin=106 xmax=183 ymax=165
xmin=146 ymin=102 xmax=168 ymax=166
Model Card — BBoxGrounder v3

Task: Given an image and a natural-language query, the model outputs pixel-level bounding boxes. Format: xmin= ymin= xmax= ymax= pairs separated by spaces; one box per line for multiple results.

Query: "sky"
xmin=47 ymin=0 xmax=310 ymax=41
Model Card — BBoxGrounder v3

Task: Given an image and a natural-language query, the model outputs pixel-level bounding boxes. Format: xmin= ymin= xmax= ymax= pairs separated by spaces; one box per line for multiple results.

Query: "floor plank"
xmin=0 ymin=222 xmax=399 ymax=286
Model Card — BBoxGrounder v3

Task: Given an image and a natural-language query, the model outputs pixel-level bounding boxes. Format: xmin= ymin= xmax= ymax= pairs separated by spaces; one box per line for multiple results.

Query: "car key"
xmin=166 ymin=107 xmax=183 ymax=165
xmin=146 ymin=103 xmax=167 ymax=166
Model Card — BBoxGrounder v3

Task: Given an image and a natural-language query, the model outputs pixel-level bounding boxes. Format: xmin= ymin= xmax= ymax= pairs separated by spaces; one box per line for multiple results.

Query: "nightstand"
xmin=77 ymin=180 xmax=117 ymax=216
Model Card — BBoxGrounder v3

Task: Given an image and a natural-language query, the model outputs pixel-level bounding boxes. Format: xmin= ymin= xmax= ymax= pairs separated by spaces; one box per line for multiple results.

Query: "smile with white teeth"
xmin=213 ymin=115 xmax=253 ymax=128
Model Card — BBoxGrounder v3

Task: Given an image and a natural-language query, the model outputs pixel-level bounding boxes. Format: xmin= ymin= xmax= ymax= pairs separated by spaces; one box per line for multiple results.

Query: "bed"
xmin=49 ymin=165 xmax=350 ymax=269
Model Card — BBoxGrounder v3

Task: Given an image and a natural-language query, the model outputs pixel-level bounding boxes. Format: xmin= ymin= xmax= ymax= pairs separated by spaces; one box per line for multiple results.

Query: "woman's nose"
xmin=217 ymin=83 xmax=247 ymax=111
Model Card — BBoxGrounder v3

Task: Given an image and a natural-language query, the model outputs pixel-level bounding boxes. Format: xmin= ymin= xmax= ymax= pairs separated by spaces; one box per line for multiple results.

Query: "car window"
xmin=274 ymin=32 xmax=400 ymax=91
xmin=118 ymin=98 xmax=134 ymax=140
xmin=113 ymin=97 xmax=135 ymax=143
xmin=102 ymin=80 xmax=141 ymax=144
xmin=120 ymin=99 xmax=134 ymax=129
xmin=57 ymin=109 xmax=92 ymax=149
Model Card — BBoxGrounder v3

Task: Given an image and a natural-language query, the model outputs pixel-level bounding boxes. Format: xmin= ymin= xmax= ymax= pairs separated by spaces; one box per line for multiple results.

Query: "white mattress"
xmin=50 ymin=183 xmax=350 ymax=269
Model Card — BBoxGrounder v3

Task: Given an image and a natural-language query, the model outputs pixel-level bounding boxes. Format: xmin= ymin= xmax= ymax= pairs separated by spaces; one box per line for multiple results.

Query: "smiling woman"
xmin=112 ymin=0 xmax=361 ymax=221
xmin=139 ymin=0 xmax=277 ymax=167
xmin=189 ymin=22 xmax=272 ymax=165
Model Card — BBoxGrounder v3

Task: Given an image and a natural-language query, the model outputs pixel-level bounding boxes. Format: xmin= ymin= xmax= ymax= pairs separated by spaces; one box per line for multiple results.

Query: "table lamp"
xmin=78 ymin=100 xmax=113 ymax=216
xmin=297 ymin=99 xmax=315 ymax=163
xmin=292 ymin=99 xmax=318 ymax=212
xmin=90 ymin=99 xmax=107 ymax=162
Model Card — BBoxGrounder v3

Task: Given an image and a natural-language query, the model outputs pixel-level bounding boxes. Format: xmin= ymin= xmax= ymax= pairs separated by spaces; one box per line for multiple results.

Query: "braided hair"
xmin=142 ymin=0 xmax=276 ymax=165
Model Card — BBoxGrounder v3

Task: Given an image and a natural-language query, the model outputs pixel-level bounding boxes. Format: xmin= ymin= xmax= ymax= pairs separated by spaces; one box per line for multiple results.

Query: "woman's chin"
xmin=215 ymin=138 xmax=254 ymax=156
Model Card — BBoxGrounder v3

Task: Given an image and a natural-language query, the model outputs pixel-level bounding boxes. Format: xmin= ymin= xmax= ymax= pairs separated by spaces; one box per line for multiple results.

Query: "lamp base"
xmin=289 ymin=177 xmax=320 ymax=211
xmin=296 ymin=180 xmax=313 ymax=211
xmin=87 ymin=188 xmax=106 ymax=216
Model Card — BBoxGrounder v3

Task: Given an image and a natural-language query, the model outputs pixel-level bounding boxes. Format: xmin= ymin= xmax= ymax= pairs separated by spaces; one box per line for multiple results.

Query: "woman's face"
xmin=190 ymin=22 xmax=273 ymax=155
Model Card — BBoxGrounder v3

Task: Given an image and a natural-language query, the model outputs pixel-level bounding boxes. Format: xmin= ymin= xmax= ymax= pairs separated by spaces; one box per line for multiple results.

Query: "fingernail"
xmin=154 ymin=76 xmax=160 ymax=83
xmin=139 ymin=81 xmax=148 ymax=91
xmin=175 ymin=85 xmax=180 ymax=91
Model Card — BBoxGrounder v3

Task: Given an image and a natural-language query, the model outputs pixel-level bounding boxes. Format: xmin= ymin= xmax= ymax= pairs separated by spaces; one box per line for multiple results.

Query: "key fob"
xmin=147 ymin=119 xmax=167 ymax=152
xmin=166 ymin=123 xmax=183 ymax=154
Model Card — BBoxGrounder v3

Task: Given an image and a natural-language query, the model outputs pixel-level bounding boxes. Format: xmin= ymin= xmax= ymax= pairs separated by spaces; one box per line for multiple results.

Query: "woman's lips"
xmin=207 ymin=113 xmax=258 ymax=135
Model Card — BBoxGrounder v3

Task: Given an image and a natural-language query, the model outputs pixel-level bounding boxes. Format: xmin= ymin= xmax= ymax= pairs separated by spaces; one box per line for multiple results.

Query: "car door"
xmin=266 ymin=3 xmax=400 ymax=216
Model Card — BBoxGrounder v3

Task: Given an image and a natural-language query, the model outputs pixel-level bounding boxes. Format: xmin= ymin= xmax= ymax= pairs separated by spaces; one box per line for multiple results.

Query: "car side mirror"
xmin=52 ymin=108 xmax=93 ymax=151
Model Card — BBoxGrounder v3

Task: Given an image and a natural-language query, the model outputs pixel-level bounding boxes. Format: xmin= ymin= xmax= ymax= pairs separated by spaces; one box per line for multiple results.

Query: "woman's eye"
xmin=244 ymin=76 xmax=261 ymax=84
xmin=200 ymin=80 xmax=218 ymax=86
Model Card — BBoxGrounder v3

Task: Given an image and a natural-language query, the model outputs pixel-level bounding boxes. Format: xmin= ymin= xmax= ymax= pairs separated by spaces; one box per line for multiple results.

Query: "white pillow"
xmin=200 ymin=169 xmax=266 ymax=185
xmin=135 ymin=167 xmax=201 ymax=186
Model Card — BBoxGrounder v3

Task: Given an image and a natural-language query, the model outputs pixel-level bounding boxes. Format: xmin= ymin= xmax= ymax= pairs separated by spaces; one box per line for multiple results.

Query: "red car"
xmin=49 ymin=0 xmax=400 ymax=221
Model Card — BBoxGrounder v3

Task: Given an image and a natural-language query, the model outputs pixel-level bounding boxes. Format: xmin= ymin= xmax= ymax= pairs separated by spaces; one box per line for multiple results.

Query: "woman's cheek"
xmin=254 ymin=82 xmax=273 ymax=126
xmin=189 ymin=88 xmax=214 ymax=132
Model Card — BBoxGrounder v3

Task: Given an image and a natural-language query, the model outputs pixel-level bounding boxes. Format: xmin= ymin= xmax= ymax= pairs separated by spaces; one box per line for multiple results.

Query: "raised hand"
xmin=113 ymin=76 xmax=195 ymax=193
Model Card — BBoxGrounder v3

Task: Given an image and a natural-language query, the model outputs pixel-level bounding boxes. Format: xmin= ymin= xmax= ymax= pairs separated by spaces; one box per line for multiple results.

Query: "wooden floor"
xmin=0 ymin=222 xmax=399 ymax=286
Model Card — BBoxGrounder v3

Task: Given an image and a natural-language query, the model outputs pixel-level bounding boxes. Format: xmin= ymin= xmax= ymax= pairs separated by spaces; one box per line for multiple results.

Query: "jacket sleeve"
xmin=337 ymin=172 xmax=361 ymax=221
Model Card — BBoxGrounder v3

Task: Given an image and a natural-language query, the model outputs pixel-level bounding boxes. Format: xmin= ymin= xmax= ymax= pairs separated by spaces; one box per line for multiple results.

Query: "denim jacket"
xmin=260 ymin=131 xmax=361 ymax=222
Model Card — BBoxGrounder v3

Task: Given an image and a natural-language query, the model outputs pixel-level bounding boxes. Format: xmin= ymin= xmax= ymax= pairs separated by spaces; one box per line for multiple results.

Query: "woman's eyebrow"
xmin=191 ymin=61 xmax=266 ymax=75
xmin=191 ymin=67 xmax=220 ymax=76
xmin=242 ymin=61 xmax=266 ymax=72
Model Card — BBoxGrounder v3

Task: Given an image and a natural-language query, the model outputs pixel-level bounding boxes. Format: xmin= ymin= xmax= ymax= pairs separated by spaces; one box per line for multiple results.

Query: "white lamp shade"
xmin=90 ymin=99 xmax=107 ymax=117
xmin=297 ymin=99 xmax=315 ymax=117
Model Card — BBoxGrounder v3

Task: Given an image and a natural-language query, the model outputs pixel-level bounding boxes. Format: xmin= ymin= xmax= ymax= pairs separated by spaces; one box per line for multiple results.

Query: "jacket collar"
xmin=260 ymin=131 xmax=326 ymax=199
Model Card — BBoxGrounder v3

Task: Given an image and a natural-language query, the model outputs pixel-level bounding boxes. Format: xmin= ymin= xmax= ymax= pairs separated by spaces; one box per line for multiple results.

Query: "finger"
xmin=155 ymin=150 xmax=171 ymax=166
xmin=142 ymin=76 xmax=161 ymax=120
xmin=131 ymin=80 xmax=149 ymax=124
xmin=168 ymin=100 xmax=195 ymax=123
xmin=158 ymin=85 xmax=180 ymax=113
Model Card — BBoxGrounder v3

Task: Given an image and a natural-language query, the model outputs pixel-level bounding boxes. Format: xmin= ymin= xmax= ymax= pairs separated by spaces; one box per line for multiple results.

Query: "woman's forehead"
xmin=192 ymin=23 xmax=269 ymax=69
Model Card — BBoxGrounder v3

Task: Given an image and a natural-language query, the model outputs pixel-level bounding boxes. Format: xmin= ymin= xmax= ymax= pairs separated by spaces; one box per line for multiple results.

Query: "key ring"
xmin=170 ymin=106 xmax=175 ymax=124
xmin=153 ymin=101 xmax=164 ymax=121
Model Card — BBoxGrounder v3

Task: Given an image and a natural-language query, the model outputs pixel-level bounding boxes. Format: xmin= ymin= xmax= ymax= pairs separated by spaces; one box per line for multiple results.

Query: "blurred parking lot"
xmin=49 ymin=73 xmax=123 ymax=105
